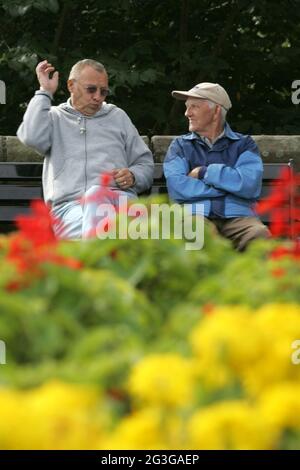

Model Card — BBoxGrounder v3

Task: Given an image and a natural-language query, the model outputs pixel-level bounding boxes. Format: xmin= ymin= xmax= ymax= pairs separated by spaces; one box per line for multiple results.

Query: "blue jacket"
xmin=163 ymin=123 xmax=263 ymax=218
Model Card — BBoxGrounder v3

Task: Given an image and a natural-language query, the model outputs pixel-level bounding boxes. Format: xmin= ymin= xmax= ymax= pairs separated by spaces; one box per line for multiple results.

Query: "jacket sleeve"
xmin=123 ymin=115 xmax=154 ymax=194
xmin=163 ymin=139 xmax=226 ymax=203
xmin=202 ymin=137 xmax=263 ymax=199
xmin=17 ymin=90 xmax=53 ymax=155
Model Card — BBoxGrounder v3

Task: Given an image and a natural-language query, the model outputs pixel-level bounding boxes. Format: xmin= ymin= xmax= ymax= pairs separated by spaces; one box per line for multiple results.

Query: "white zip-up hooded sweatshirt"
xmin=17 ymin=90 xmax=154 ymax=206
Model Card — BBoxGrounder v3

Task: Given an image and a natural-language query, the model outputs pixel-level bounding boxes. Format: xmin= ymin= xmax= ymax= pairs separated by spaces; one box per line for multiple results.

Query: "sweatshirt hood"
xmin=58 ymin=99 xmax=116 ymax=118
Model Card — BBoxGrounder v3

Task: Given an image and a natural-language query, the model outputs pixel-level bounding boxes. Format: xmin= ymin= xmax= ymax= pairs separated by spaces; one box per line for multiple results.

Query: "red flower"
xmin=80 ymin=172 xmax=118 ymax=205
xmin=271 ymin=268 xmax=286 ymax=278
xmin=110 ymin=249 xmax=118 ymax=259
xmin=44 ymin=253 xmax=83 ymax=270
xmin=269 ymin=241 xmax=300 ymax=261
xmin=5 ymin=279 xmax=29 ymax=292
xmin=83 ymin=216 xmax=116 ymax=239
xmin=101 ymin=173 xmax=113 ymax=187
xmin=80 ymin=172 xmax=124 ymax=239
xmin=202 ymin=302 xmax=215 ymax=315
xmin=256 ymin=186 xmax=286 ymax=214
xmin=256 ymin=167 xmax=300 ymax=238
xmin=6 ymin=234 xmax=36 ymax=273
xmin=5 ymin=200 xmax=83 ymax=290
xmin=269 ymin=246 xmax=290 ymax=259
xmin=15 ymin=200 xmax=60 ymax=247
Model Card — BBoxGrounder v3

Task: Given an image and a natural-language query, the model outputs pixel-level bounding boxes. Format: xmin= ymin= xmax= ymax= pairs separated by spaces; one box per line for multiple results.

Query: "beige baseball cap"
xmin=172 ymin=82 xmax=232 ymax=111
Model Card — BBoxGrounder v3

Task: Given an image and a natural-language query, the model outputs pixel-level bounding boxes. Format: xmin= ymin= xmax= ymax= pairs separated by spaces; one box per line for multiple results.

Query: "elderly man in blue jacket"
xmin=163 ymin=82 xmax=270 ymax=250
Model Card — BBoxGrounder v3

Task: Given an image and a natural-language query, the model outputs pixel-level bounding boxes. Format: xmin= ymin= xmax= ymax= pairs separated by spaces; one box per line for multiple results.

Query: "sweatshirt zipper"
xmin=83 ymin=117 xmax=87 ymax=193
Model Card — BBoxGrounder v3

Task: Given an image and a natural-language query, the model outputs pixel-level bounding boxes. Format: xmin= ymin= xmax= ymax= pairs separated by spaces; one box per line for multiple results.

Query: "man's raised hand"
xmin=36 ymin=60 xmax=59 ymax=95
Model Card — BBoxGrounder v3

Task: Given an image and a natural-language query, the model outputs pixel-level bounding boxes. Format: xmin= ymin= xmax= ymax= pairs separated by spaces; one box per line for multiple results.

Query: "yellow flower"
xmin=0 ymin=381 xmax=105 ymax=449
xmin=0 ymin=389 xmax=31 ymax=449
xmin=189 ymin=306 xmax=260 ymax=389
xmin=243 ymin=304 xmax=300 ymax=394
xmin=101 ymin=407 xmax=187 ymax=450
xmin=101 ymin=407 xmax=167 ymax=449
xmin=188 ymin=303 xmax=300 ymax=395
xmin=128 ymin=353 xmax=195 ymax=407
xmin=260 ymin=382 xmax=300 ymax=431
xmin=187 ymin=400 xmax=278 ymax=450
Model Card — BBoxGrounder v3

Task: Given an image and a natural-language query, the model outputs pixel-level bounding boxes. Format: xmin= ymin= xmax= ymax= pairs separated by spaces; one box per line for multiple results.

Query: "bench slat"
xmin=0 ymin=205 xmax=33 ymax=222
xmin=262 ymin=162 xmax=292 ymax=179
xmin=0 ymin=162 xmax=43 ymax=179
xmin=0 ymin=185 xmax=43 ymax=200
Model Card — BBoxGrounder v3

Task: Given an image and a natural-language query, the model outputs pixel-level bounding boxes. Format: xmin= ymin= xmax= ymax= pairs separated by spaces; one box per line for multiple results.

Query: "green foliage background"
xmin=1 ymin=0 xmax=300 ymax=136
xmin=0 ymin=215 xmax=299 ymax=392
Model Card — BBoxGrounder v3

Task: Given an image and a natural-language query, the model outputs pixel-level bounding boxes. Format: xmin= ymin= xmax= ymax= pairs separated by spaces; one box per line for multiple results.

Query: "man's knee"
xmin=238 ymin=221 xmax=271 ymax=251
xmin=52 ymin=201 xmax=83 ymax=239
xmin=248 ymin=222 xmax=270 ymax=239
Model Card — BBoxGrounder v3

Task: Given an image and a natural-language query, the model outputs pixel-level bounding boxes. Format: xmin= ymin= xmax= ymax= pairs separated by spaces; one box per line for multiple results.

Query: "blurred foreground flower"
xmin=0 ymin=381 xmax=105 ymax=450
xmin=128 ymin=353 xmax=196 ymax=408
xmin=5 ymin=200 xmax=82 ymax=290
xmin=1 ymin=303 xmax=300 ymax=449
xmin=256 ymin=167 xmax=300 ymax=238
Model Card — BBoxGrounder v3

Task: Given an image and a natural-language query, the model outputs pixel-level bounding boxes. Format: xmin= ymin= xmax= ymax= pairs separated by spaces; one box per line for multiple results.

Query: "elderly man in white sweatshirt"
xmin=17 ymin=59 xmax=154 ymax=239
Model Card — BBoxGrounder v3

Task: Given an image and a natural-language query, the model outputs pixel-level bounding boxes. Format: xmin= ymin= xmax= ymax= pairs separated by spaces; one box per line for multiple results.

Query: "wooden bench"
xmin=0 ymin=162 xmax=43 ymax=233
xmin=0 ymin=159 xmax=295 ymax=235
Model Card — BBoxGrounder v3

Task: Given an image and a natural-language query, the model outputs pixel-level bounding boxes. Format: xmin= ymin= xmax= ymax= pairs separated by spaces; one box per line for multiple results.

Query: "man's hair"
xmin=206 ymin=99 xmax=227 ymax=125
xmin=68 ymin=59 xmax=107 ymax=80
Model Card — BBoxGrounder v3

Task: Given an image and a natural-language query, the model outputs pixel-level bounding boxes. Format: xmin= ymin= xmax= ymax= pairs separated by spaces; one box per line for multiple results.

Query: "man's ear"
xmin=214 ymin=104 xmax=222 ymax=120
xmin=67 ymin=79 xmax=74 ymax=93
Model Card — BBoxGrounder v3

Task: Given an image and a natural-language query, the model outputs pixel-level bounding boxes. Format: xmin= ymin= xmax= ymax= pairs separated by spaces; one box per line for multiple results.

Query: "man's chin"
xmin=92 ymin=104 xmax=102 ymax=110
xmin=85 ymin=105 xmax=101 ymax=115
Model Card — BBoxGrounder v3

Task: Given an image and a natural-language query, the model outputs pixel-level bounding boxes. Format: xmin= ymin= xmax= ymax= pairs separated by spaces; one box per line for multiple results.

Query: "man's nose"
xmin=185 ymin=108 xmax=191 ymax=117
xmin=92 ymin=88 xmax=102 ymax=101
xmin=92 ymin=89 xmax=102 ymax=101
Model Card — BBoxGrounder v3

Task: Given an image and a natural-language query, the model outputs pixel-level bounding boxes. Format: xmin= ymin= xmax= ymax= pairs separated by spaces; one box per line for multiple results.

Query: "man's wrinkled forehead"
xmin=185 ymin=97 xmax=208 ymax=106
xmin=78 ymin=66 xmax=108 ymax=83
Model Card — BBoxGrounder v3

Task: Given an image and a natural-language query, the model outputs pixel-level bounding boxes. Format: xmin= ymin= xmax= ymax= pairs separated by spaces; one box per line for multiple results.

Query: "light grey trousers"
xmin=52 ymin=185 xmax=136 ymax=240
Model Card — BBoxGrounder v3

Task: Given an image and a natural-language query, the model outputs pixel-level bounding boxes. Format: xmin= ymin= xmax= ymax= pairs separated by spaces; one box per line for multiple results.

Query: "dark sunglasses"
xmin=84 ymin=85 xmax=110 ymax=96
xmin=74 ymin=80 xmax=109 ymax=96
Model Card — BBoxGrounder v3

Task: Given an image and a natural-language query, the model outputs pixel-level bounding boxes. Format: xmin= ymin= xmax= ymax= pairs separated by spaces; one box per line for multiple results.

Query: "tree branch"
xmin=164 ymin=0 xmax=189 ymax=133
xmin=51 ymin=0 xmax=72 ymax=56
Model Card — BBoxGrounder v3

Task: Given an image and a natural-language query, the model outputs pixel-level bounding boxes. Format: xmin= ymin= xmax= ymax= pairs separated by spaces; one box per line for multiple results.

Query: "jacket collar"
xmin=182 ymin=122 xmax=241 ymax=142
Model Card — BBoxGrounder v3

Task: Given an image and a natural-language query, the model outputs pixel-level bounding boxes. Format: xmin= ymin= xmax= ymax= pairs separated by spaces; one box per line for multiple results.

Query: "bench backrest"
xmin=1 ymin=135 xmax=300 ymax=169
